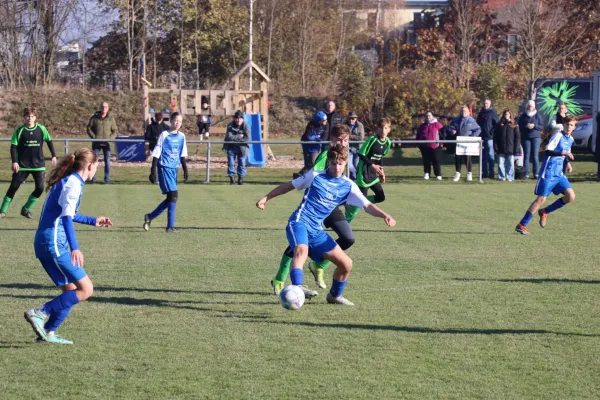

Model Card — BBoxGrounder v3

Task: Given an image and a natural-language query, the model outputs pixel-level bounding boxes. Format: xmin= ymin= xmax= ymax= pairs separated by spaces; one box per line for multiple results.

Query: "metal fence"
xmin=0 ymin=137 xmax=484 ymax=183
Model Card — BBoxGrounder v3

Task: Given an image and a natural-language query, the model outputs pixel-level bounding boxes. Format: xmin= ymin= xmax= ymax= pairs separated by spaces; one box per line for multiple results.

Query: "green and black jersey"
xmin=357 ymin=134 xmax=391 ymax=188
xmin=10 ymin=124 xmax=55 ymax=171
xmin=313 ymin=150 xmax=328 ymax=172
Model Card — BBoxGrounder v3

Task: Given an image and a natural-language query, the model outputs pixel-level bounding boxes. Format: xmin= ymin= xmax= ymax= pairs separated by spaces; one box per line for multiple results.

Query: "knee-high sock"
xmin=23 ymin=195 xmax=39 ymax=212
xmin=274 ymin=253 xmax=292 ymax=283
xmin=290 ymin=268 xmax=303 ymax=286
xmin=544 ymin=198 xmax=566 ymax=214
xmin=167 ymin=202 xmax=176 ymax=228
xmin=44 ymin=306 xmax=72 ymax=333
xmin=330 ymin=279 xmax=347 ymax=298
xmin=519 ymin=211 xmax=533 ymax=227
xmin=42 ymin=290 xmax=80 ymax=315
xmin=1 ymin=196 xmax=12 ymax=213
xmin=149 ymin=200 xmax=168 ymax=220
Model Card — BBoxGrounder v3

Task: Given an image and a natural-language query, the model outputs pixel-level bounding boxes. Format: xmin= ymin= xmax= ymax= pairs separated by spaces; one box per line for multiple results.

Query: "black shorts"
xmin=12 ymin=170 xmax=45 ymax=187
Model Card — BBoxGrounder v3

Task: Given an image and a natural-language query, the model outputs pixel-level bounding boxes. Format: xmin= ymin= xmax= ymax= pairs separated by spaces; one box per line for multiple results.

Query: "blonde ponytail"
xmin=47 ymin=148 xmax=97 ymax=191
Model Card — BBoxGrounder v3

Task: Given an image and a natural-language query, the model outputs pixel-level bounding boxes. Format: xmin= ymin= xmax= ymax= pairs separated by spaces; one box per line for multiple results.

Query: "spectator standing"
xmin=194 ymin=97 xmax=213 ymax=160
xmin=296 ymin=111 xmax=329 ymax=177
xmin=145 ymin=112 xmax=169 ymax=155
xmin=223 ymin=110 xmax=250 ymax=185
xmin=417 ymin=112 xmax=444 ymax=180
xmin=518 ymin=100 xmax=544 ymax=179
xmin=346 ymin=111 xmax=364 ymax=180
xmin=448 ymin=105 xmax=481 ymax=182
xmin=86 ymin=101 xmax=118 ymax=184
xmin=476 ymin=98 xmax=499 ymax=179
xmin=549 ymin=102 xmax=569 ymax=133
xmin=494 ymin=109 xmax=521 ymax=181
xmin=325 ymin=101 xmax=344 ymax=142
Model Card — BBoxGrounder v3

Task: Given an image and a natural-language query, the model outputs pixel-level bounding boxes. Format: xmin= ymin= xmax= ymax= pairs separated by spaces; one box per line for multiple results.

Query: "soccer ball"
xmin=279 ymin=285 xmax=305 ymax=310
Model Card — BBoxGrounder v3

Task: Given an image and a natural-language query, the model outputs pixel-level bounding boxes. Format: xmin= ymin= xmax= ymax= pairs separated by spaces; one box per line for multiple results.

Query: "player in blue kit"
xmin=144 ymin=112 xmax=188 ymax=233
xmin=515 ymin=115 xmax=577 ymax=234
xmin=24 ymin=148 xmax=112 ymax=344
xmin=256 ymin=145 xmax=396 ymax=305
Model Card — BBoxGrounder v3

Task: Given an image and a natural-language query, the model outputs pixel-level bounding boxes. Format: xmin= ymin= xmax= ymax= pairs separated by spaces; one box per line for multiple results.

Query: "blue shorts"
xmin=534 ymin=175 xmax=572 ymax=197
xmin=39 ymin=253 xmax=87 ymax=287
xmin=286 ymin=221 xmax=338 ymax=263
xmin=158 ymin=166 xmax=178 ymax=194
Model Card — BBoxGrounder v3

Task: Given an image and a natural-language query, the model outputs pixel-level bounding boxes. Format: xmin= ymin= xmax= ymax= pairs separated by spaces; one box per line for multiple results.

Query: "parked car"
xmin=572 ymin=115 xmax=594 ymax=151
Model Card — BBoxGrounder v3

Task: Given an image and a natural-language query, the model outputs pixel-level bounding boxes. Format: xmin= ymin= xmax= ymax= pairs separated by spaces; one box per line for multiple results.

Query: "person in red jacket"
xmin=416 ymin=111 xmax=445 ymax=180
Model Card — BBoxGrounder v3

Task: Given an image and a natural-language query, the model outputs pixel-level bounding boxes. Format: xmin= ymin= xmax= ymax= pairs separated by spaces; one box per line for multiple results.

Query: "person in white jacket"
xmin=549 ymin=102 xmax=569 ymax=133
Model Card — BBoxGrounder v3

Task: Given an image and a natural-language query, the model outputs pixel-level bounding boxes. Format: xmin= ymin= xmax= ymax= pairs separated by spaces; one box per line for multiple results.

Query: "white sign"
xmin=455 ymin=137 xmax=481 ymax=156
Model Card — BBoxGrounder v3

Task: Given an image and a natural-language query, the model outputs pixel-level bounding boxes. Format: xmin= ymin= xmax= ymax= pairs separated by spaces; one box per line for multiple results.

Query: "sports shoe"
xmin=20 ymin=207 xmax=33 ymax=219
xmin=436 ymin=176 xmax=442 ymax=181
xmin=37 ymin=334 xmax=73 ymax=345
xmin=515 ymin=224 xmax=530 ymax=235
xmin=143 ymin=214 xmax=152 ymax=231
xmin=423 ymin=173 xmax=430 ymax=180
xmin=0 ymin=212 xmax=6 ymax=218
xmin=326 ymin=293 xmax=354 ymax=306
xmin=24 ymin=309 xmax=48 ymax=340
xmin=452 ymin=172 xmax=461 ymax=182
xmin=299 ymin=285 xmax=318 ymax=300
xmin=271 ymin=279 xmax=284 ymax=295
xmin=165 ymin=227 xmax=178 ymax=233
xmin=308 ymin=262 xmax=327 ymax=289
xmin=466 ymin=172 xmax=473 ymax=182
xmin=538 ymin=209 xmax=547 ymax=228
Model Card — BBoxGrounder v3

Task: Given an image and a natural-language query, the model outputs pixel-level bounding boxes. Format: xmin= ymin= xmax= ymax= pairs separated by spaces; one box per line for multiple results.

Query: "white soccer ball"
xmin=279 ymin=285 xmax=305 ymax=310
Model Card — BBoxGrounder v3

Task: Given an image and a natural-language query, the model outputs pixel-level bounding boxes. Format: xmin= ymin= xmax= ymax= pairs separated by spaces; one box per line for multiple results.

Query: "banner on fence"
xmin=455 ymin=137 xmax=480 ymax=156
xmin=116 ymin=136 xmax=146 ymax=162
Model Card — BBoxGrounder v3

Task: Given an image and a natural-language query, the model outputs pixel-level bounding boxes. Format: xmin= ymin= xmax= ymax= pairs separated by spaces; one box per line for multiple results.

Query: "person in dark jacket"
xmin=325 ymin=101 xmax=344 ymax=141
xmin=494 ymin=109 xmax=521 ymax=181
xmin=223 ymin=110 xmax=250 ymax=185
xmin=296 ymin=111 xmax=329 ymax=177
xmin=448 ymin=105 xmax=481 ymax=182
xmin=87 ymin=102 xmax=118 ymax=184
xmin=346 ymin=111 xmax=365 ymax=180
xmin=596 ymin=112 xmax=600 ymax=180
xmin=476 ymin=99 xmax=499 ymax=179
xmin=416 ymin=111 xmax=445 ymax=180
xmin=518 ymin=100 xmax=544 ymax=179
xmin=194 ymin=98 xmax=213 ymax=160
xmin=145 ymin=112 xmax=169 ymax=153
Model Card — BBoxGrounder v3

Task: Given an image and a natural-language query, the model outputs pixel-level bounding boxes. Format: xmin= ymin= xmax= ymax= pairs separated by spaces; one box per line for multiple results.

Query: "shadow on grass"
xmin=0 ymin=341 xmax=27 ymax=349
xmin=239 ymin=319 xmax=598 ymax=337
xmin=455 ymin=277 xmax=600 ymax=285
xmin=0 ymin=283 xmax=269 ymax=296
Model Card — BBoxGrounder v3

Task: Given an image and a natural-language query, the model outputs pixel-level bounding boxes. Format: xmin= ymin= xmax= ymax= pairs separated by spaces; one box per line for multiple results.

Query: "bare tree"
xmin=506 ymin=0 xmax=592 ymax=97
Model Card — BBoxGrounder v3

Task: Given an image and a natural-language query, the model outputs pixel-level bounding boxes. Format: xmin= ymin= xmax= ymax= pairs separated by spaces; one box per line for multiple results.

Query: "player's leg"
xmin=21 ymin=171 xmax=45 ymax=219
xmin=538 ymin=179 xmax=574 ymax=228
xmin=25 ymin=255 xmax=93 ymax=343
xmin=323 ymin=245 xmax=354 ymax=306
xmin=1 ymin=171 xmax=28 ymax=216
xmin=345 ymin=186 xmax=369 ymax=223
xmin=366 ymin=182 xmax=385 ymax=204
xmin=165 ymin=190 xmax=178 ymax=232
xmin=271 ymin=246 xmax=293 ymax=294
xmin=285 ymin=222 xmax=317 ymax=298
xmin=309 ymin=209 xmax=355 ymax=289
xmin=516 ymin=193 xmax=547 ymax=234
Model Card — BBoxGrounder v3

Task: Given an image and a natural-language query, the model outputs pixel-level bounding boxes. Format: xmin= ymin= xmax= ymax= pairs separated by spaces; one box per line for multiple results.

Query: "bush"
xmin=474 ymin=63 xmax=506 ymax=104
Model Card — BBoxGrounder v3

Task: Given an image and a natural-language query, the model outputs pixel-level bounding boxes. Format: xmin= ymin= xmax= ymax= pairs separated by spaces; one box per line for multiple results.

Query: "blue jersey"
xmin=34 ymin=173 xmax=93 ymax=258
xmin=152 ymin=131 xmax=188 ymax=169
xmin=539 ymin=132 xmax=574 ymax=179
xmin=289 ymin=170 xmax=370 ymax=232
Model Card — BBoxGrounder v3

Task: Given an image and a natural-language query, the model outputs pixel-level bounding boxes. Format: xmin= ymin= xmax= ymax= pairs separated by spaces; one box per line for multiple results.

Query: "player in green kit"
xmin=271 ymin=125 xmax=355 ymax=293
xmin=345 ymin=118 xmax=392 ymax=223
xmin=1 ymin=107 xmax=57 ymax=219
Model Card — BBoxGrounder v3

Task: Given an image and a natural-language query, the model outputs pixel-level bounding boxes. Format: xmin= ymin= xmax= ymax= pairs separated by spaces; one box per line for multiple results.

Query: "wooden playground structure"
xmin=142 ymin=61 xmax=271 ymax=142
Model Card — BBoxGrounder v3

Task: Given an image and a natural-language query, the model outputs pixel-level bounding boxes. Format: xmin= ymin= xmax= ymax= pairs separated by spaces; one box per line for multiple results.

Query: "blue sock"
xmin=330 ymin=279 xmax=347 ymax=298
xmin=44 ymin=306 xmax=72 ymax=332
xmin=290 ymin=268 xmax=303 ymax=286
xmin=149 ymin=200 xmax=168 ymax=220
xmin=544 ymin=198 xmax=566 ymax=214
xmin=42 ymin=290 xmax=80 ymax=315
xmin=167 ymin=202 xmax=177 ymax=228
xmin=519 ymin=211 xmax=533 ymax=227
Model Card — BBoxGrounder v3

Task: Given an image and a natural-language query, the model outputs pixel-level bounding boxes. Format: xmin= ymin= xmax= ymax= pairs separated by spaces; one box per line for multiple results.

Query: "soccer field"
xmin=1 ymin=182 xmax=599 ymax=399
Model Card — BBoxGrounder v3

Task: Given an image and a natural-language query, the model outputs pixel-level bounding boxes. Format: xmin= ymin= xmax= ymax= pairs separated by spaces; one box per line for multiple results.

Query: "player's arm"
xmin=41 ymin=125 xmax=57 ymax=165
xmin=346 ymin=182 xmax=395 ymax=227
xmin=180 ymin=134 xmax=189 ymax=181
xmin=10 ymin=127 xmax=20 ymax=173
xmin=257 ymin=171 xmax=318 ymax=209
xmin=545 ymin=132 xmax=573 ymax=160
xmin=149 ymin=132 xmax=166 ymax=183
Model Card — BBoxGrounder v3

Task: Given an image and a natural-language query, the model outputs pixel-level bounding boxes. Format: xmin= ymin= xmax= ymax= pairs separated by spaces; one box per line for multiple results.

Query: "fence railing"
xmin=0 ymin=137 xmax=484 ymax=183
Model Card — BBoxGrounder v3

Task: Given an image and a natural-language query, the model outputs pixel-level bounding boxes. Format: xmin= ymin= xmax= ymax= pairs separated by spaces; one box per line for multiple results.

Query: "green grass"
xmin=1 ymin=175 xmax=600 ymax=398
